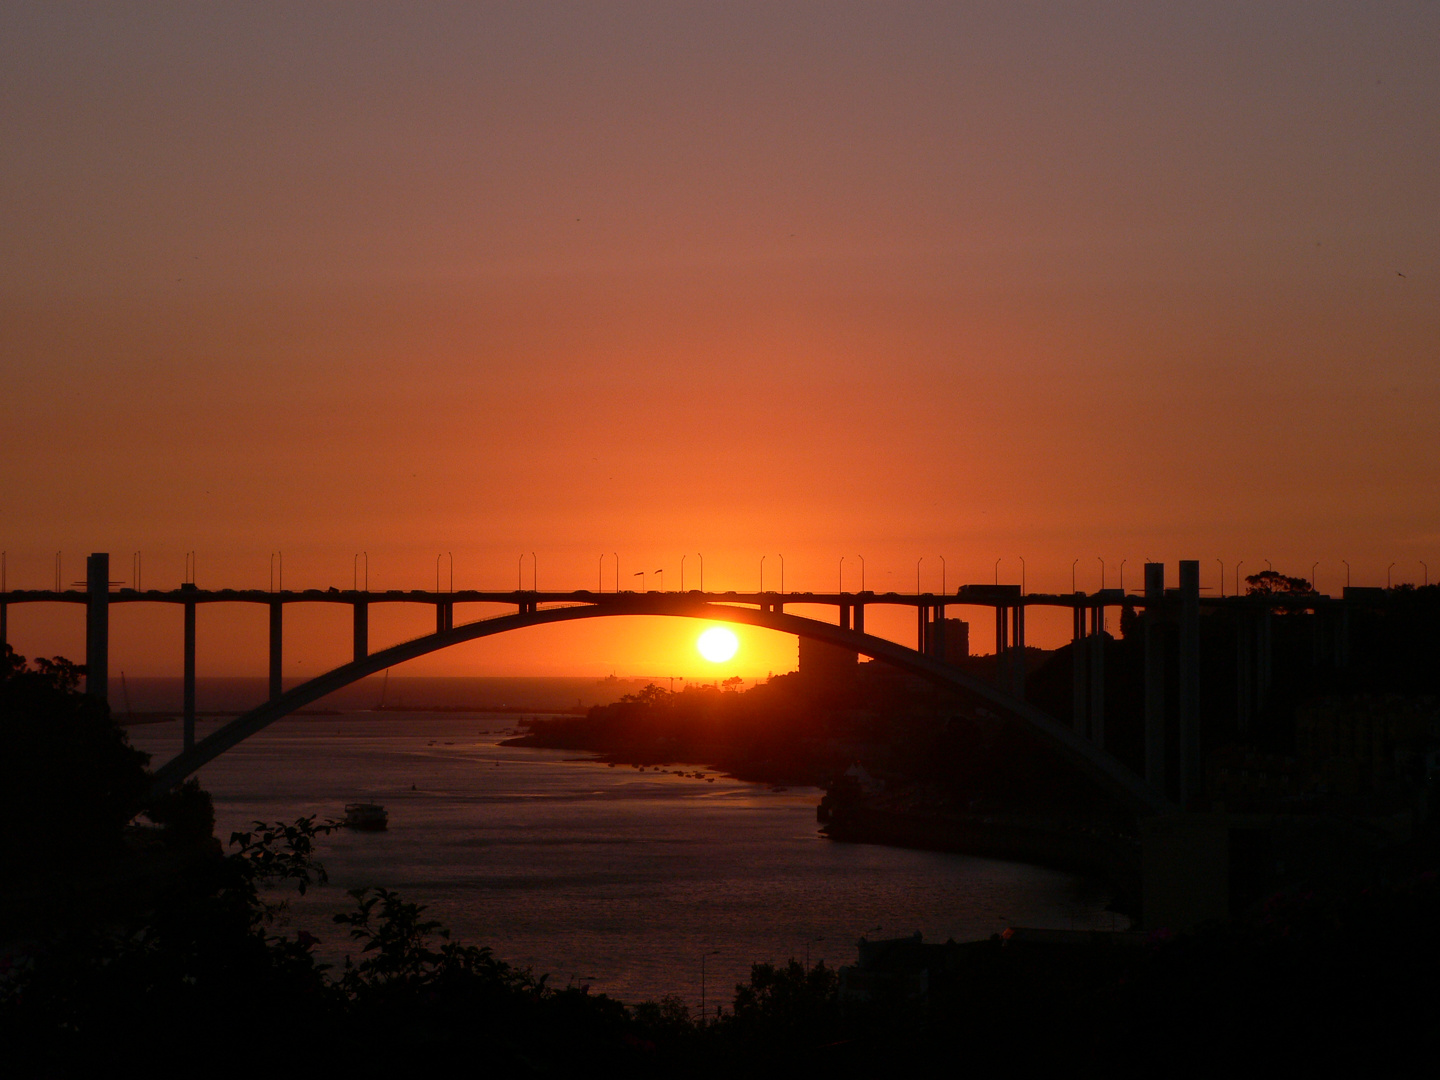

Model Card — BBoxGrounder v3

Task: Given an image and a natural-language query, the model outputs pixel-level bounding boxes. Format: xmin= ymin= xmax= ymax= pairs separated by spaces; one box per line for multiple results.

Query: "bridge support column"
xmin=1330 ymin=604 xmax=1342 ymax=673
xmin=1236 ymin=612 xmax=1253 ymax=734
xmin=1011 ymin=603 xmax=1025 ymax=698
xmin=85 ymin=553 xmax=109 ymax=702
xmin=353 ymin=601 xmax=368 ymax=663
xmin=1143 ymin=564 xmax=1165 ymax=790
xmin=436 ymin=601 xmax=452 ymax=634
xmin=268 ymin=600 xmax=283 ymax=701
xmin=183 ymin=597 xmax=196 ymax=753
xmin=839 ymin=602 xmax=851 ymax=631
xmin=918 ymin=604 xmax=928 ymax=653
xmin=853 ymin=603 xmax=864 ymax=634
xmin=1088 ymin=603 xmax=1104 ymax=748
xmin=932 ymin=604 xmax=946 ymax=661
xmin=1257 ymin=609 xmax=1272 ymax=713
xmin=1179 ymin=560 xmax=1200 ymax=809
xmin=1071 ymin=603 xmax=1087 ymax=734
xmin=994 ymin=605 xmax=1008 ymax=690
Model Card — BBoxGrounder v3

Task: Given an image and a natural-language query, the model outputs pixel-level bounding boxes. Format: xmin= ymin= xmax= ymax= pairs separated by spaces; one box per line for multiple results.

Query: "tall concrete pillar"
xmin=854 ymin=603 xmax=865 ymax=634
xmin=353 ymin=601 xmax=368 ymax=663
xmin=932 ymin=604 xmax=946 ymax=660
xmin=1257 ymin=610 xmax=1273 ymax=712
xmin=183 ymin=598 xmax=196 ymax=752
xmin=917 ymin=604 xmax=928 ymax=653
xmin=1330 ymin=604 xmax=1342 ymax=673
xmin=85 ymin=553 xmax=109 ymax=702
xmin=839 ymin=603 xmax=851 ymax=631
xmin=1143 ymin=563 xmax=1165 ymax=790
xmin=1012 ymin=603 xmax=1026 ymax=698
xmin=1088 ymin=603 xmax=1104 ymax=747
xmin=1178 ymin=560 xmax=1201 ymax=809
xmin=1236 ymin=613 xmax=1253 ymax=734
xmin=268 ymin=600 xmax=283 ymax=701
xmin=1071 ymin=604 xmax=1087 ymax=734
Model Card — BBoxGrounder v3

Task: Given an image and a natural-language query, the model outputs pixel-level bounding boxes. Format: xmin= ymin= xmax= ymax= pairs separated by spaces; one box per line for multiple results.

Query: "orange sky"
xmin=3 ymin=3 xmax=1437 ymax=678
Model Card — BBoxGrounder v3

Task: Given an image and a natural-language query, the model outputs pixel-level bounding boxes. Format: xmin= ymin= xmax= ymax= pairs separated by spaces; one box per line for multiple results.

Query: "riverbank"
xmin=820 ymin=805 xmax=1140 ymax=913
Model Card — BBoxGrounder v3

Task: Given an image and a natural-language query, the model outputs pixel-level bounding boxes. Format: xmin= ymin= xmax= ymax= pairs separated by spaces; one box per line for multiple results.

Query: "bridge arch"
xmin=149 ymin=599 xmax=1169 ymax=813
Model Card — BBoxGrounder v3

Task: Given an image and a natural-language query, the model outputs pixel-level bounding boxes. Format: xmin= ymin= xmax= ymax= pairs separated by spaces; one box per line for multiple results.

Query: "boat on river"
xmin=344 ymin=803 xmax=388 ymax=831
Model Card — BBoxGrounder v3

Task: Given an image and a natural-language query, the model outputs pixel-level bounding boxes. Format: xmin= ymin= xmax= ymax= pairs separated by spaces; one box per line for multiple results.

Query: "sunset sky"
xmin=3 ymin=2 xmax=1437 ymax=679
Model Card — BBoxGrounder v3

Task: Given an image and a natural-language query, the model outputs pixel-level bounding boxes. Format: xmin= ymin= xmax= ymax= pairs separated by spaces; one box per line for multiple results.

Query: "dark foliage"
xmin=0 ymin=645 xmax=151 ymax=870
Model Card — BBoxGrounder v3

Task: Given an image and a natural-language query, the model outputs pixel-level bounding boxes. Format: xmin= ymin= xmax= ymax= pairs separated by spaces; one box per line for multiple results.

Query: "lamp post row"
xmin=3 ymin=552 xmax=1432 ymax=595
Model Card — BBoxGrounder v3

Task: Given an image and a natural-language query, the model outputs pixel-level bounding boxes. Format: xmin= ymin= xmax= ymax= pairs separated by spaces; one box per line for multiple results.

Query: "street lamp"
xmin=655 ymin=569 xmax=664 ymax=593
xmin=839 ymin=556 xmax=846 ymax=595
xmin=1311 ymin=562 xmax=1319 ymax=592
xmin=857 ymin=555 xmax=865 ymax=593
xmin=681 ymin=554 xmax=687 ymax=592
xmin=1118 ymin=559 xmax=1125 ymax=594
xmin=1096 ymin=556 xmax=1104 ymax=591
xmin=697 ymin=553 xmax=704 ymax=592
xmin=940 ymin=556 xmax=946 ymax=595
xmin=994 ymin=557 xmax=1001 ymax=585
xmin=634 ymin=570 xmax=646 ymax=592
xmin=1388 ymin=562 xmax=1396 ymax=589
xmin=1235 ymin=561 xmax=1243 ymax=597
xmin=598 ymin=554 xmax=606 ymax=593
xmin=759 ymin=555 xmax=766 ymax=593
xmin=778 ymin=554 xmax=784 ymax=594
xmin=916 ymin=557 xmax=924 ymax=596
xmin=1018 ymin=556 xmax=1025 ymax=595
xmin=1072 ymin=558 xmax=1079 ymax=594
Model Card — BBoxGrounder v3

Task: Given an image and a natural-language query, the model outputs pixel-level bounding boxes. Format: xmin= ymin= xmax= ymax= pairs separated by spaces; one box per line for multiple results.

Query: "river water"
xmin=128 ymin=712 xmax=1117 ymax=1008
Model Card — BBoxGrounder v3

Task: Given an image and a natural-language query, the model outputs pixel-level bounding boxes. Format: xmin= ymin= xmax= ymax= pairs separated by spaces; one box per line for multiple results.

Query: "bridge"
xmin=1 ymin=554 xmax=1360 ymax=816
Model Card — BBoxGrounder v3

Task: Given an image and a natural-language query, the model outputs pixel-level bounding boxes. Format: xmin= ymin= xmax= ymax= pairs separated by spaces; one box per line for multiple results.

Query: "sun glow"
xmin=696 ymin=626 xmax=739 ymax=663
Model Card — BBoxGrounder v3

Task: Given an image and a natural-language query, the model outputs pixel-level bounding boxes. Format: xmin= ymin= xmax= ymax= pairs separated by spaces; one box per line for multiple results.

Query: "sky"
xmin=2 ymin=2 xmax=1437 ymax=678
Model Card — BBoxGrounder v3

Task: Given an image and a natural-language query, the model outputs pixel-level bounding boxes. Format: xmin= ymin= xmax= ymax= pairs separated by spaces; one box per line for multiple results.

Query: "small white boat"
xmin=344 ymin=803 xmax=388 ymax=831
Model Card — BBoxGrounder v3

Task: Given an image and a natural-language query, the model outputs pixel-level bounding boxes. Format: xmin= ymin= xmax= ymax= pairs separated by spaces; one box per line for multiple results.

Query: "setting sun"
xmin=696 ymin=627 xmax=739 ymax=663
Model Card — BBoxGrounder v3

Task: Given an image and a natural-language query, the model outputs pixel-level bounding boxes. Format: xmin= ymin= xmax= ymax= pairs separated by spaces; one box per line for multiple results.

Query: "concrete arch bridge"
xmin=3 ymin=554 xmax=1226 ymax=814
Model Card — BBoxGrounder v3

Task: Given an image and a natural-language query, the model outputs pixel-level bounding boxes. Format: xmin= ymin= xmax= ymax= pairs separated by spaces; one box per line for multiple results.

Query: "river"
xmin=127 ymin=712 xmax=1118 ymax=1008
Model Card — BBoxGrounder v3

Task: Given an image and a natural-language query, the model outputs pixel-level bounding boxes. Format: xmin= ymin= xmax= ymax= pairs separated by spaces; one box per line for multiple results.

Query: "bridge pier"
xmin=839 ymin=602 xmax=851 ymax=630
xmin=1143 ymin=563 xmax=1165 ymax=790
xmin=1011 ymin=602 xmax=1025 ymax=697
xmin=353 ymin=601 xmax=368 ymax=663
xmin=85 ymin=553 xmax=109 ymax=702
xmin=1071 ymin=602 xmax=1086 ymax=735
xmin=268 ymin=600 xmax=283 ymax=701
xmin=1179 ymin=560 xmax=1200 ymax=809
xmin=853 ymin=602 xmax=864 ymax=633
xmin=1088 ymin=602 xmax=1105 ymax=748
xmin=183 ymin=592 xmax=196 ymax=752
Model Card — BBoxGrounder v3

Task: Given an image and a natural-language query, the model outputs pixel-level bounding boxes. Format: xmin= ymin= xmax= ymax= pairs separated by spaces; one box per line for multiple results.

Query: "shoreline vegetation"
xmin=7 ymin=644 xmax=1440 ymax=1070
